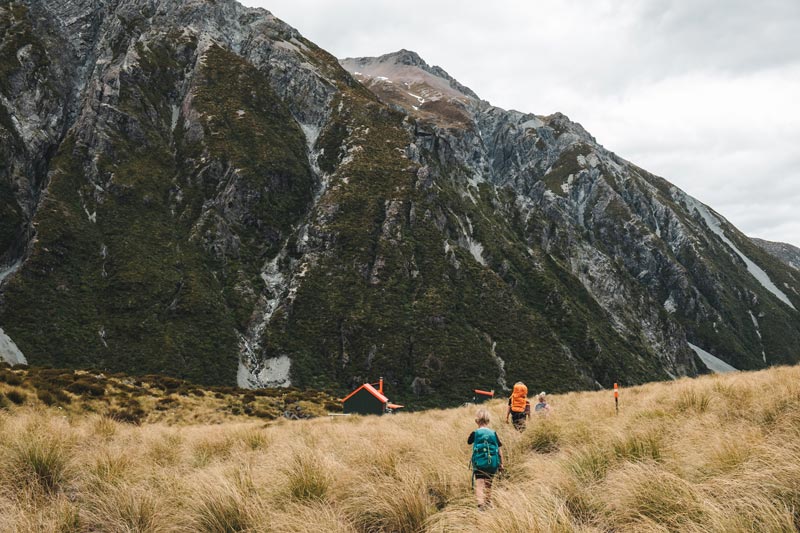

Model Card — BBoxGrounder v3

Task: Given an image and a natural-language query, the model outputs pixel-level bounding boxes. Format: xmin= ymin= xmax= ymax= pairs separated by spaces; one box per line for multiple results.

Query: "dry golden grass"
xmin=2 ymin=365 xmax=800 ymax=531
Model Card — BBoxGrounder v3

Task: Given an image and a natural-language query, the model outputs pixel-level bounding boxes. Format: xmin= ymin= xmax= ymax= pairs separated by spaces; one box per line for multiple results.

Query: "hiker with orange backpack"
xmin=505 ymin=381 xmax=530 ymax=431
xmin=468 ymin=407 xmax=504 ymax=510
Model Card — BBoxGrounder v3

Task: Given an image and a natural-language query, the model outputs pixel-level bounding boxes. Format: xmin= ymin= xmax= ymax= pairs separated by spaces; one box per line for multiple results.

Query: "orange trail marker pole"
xmin=614 ymin=383 xmax=619 ymax=415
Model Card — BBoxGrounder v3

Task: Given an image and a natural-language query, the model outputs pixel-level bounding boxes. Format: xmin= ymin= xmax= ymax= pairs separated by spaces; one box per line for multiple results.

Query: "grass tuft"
xmin=8 ymin=431 xmax=73 ymax=494
xmin=284 ymin=450 xmax=334 ymax=501
xmin=191 ymin=479 xmax=250 ymax=533
xmin=522 ymin=420 xmax=562 ymax=453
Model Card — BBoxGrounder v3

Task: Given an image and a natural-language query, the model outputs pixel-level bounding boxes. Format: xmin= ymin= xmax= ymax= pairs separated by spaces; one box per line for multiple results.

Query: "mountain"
xmin=752 ymin=238 xmax=800 ymax=271
xmin=1 ymin=0 xmax=798 ymax=406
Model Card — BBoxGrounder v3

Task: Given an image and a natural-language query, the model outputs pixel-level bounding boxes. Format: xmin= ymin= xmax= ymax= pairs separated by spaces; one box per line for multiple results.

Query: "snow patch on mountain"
xmin=489 ymin=340 xmax=508 ymax=391
xmin=0 ymin=328 xmax=26 ymax=365
xmin=171 ymin=105 xmax=180 ymax=131
xmin=748 ymin=310 xmax=767 ymax=362
xmin=238 ymin=355 xmax=291 ymax=388
xmin=453 ymin=215 xmax=486 ymax=266
xmin=0 ymin=260 xmax=21 ymax=285
xmin=688 ymin=342 xmax=738 ymax=373
xmin=680 ymin=193 xmax=796 ymax=310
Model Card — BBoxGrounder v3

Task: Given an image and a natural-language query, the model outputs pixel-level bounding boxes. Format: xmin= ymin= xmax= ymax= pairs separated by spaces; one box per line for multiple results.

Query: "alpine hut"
xmin=341 ymin=378 xmax=403 ymax=415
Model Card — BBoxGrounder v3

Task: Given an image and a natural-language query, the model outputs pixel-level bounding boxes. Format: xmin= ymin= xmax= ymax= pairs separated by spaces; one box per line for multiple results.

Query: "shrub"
xmin=66 ymin=379 xmax=105 ymax=397
xmin=155 ymin=397 xmax=179 ymax=410
xmin=0 ymin=369 xmax=23 ymax=385
xmin=253 ymin=409 xmax=278 ymax=420
xmin=108 ymin=407 xmax=146 ymax=425
xmin=324 ymin=400 xmax=343 ymax=412
xmin=5 ymin=388 xmax=26 ymax=405
xmin=55 ymin=389 xmax=72 ymax=404
xmin=37 ymin=389 xmax=56 ymax=406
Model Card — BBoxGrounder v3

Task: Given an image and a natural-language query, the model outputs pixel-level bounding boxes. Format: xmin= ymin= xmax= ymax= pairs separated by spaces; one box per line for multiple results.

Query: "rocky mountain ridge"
xmin=752 ymin=238 xmax=800 ymax=271
xmin=0 ymin=0 xmax=798 ymax=405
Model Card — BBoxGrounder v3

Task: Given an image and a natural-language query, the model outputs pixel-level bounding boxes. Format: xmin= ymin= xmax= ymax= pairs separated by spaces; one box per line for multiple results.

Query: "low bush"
xmin=37 ymin=389 xmax=57 ymax=406
xmin=66 ymin=379 xmax=105 ymax=397
xmin=155 ymin=397 xmax=179 ymax=410
xmin=0 ymin=370 xmax=23 ymax=386
xmin=108 ymin=407 xmax=146 ymax=425
xmin=5 ymin=388 xmax=26 ymax=405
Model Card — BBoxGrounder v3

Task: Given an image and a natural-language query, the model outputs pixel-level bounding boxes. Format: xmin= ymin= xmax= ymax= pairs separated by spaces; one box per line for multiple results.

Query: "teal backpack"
xmin=471 ymin=427 xmax=500 ymax=474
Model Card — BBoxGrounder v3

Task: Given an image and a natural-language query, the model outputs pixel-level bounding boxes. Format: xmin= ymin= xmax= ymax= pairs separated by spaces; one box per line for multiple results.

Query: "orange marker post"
xmin=614 ymin=383 xmax=619 ymax=415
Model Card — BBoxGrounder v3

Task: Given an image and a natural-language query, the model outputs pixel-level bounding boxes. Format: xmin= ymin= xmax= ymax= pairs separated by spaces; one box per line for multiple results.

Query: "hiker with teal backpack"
xmin=468 ymin=408 xmax=504 ymax=510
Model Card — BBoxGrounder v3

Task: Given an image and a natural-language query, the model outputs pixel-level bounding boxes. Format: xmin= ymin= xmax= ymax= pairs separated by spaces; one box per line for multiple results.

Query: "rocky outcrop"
xmin=752 ymin=238 xmax=800 ymax=271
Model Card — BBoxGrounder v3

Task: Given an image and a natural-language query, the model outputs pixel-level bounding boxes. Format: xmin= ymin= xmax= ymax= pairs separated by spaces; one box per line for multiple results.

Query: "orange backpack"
xmin=510 ymin=383 xmax=528 ymax=412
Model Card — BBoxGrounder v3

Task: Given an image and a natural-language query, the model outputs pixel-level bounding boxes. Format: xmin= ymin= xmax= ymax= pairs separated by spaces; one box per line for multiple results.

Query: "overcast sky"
xmin=244 ymin=0 xmax=800 ymax=248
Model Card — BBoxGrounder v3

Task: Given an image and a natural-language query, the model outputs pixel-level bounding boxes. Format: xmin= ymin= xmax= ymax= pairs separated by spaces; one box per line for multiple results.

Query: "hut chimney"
xmin=379 ymin=377 xmax=384 ymax=395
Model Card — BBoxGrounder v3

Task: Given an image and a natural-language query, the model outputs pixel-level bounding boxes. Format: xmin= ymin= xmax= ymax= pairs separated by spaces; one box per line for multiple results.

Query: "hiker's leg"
xmin=475 ymin=478 xmax=486 ymax=506
xmin=485 ymin=477 xmax=493 ymax=505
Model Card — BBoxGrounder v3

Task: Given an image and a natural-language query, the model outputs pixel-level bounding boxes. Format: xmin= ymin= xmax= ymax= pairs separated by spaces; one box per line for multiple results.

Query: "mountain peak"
xmin=340 ymin=50 xmax=480 ymax=101
xmin=379 ymin=49 xmax=428 ymax=67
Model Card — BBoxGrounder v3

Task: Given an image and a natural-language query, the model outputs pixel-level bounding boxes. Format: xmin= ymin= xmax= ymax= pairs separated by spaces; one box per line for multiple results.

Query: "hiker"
xmin=505 ymin=381 xmax=530 ymax=431
xmin=534 ymin=391 xmax=551 ymax=416
xmin=468 ymin=408 xmax=503 ymax=510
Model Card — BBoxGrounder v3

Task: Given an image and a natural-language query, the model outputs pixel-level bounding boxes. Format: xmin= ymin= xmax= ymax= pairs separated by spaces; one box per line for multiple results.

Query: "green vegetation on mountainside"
xmin=260 ymin=80 xmax=668 ymax=407
xmin=0 ymin=38 xmax=314 ymax=385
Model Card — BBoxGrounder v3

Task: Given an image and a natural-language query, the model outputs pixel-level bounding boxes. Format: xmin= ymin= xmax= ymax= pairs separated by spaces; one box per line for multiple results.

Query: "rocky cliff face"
xmin=1 ymin=0 xmax=798 ymax=405
xmin=752 ymin=238 xmax=800 ymax=271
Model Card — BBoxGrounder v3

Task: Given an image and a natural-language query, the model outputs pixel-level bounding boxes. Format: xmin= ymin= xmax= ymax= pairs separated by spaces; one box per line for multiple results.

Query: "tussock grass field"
xmin=2 ymin=365 xmax=800 ymax=532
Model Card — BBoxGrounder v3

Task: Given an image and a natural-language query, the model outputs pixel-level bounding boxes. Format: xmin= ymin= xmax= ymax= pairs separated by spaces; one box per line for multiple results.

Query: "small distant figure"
xmin=505 ymin=381 xmax=530 ymax=431
xmin=534 ymin=392 xmax=551 ymax=416
xmin=468 ymin=408 xmax=504 ymax=510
